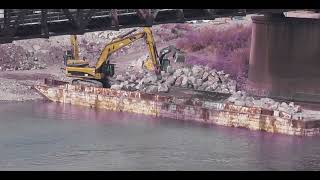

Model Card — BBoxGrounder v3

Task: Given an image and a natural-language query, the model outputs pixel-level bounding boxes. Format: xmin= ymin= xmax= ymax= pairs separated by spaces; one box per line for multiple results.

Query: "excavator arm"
xmin=94 ymin=27 xmax=161 ymax=74
xmin=142 ymin=27 xmax=161 ymax=74
xmin=95 ymin=31 xmax=145 ymax=71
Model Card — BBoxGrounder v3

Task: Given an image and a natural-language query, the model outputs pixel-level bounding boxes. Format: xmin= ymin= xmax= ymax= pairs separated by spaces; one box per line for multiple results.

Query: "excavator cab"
xmin=102 ymin=61 xmax=115 ymax=77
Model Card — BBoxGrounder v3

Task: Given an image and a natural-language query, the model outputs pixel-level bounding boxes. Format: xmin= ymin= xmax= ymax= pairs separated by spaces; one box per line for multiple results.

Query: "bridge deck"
xmin=0 ymin=9 xmax=300 ymax=43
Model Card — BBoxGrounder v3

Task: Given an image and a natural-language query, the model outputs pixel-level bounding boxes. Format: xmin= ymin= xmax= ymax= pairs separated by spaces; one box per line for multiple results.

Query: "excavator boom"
xmin=143 ymin=27 xmax=161 ymax=74
xmin=94 ymin=27 xmax=160 ymax=73
xmin=94 ymin=31 xmax=145 ymax=70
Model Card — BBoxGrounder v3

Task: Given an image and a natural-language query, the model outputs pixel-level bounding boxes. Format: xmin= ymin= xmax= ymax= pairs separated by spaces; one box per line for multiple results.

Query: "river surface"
xmin=0 ymin=101 xmax=320 ymax=170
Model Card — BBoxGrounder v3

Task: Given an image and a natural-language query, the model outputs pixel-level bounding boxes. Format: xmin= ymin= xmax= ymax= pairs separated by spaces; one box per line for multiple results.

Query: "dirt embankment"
xmin=0 ymin=17 xmax=252 ymax=102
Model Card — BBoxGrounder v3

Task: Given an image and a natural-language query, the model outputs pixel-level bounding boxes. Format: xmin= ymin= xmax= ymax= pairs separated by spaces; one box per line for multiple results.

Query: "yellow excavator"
xmin=63 ymin=27 xmax=171 ymax=88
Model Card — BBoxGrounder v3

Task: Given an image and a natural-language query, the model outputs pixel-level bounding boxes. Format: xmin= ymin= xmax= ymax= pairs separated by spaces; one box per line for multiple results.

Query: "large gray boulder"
xmin=129 ymin=75 xmax=137 ymax=83
xmin=173 ymin=68 xmax=183 ymax=77
xmin=191 ymin=66 xmax=204 ymax=79
xmin=146 ymin=85 xmax=158 ymax=94
xmin=158 ymin=83 xmax=169 ymax=93
xmin=165 ymin=76 xmax=177 ymax=86
xmin=181 ymin=75 xmax=189 ymax=88
xmin=182 ymin=67 xmax=190 ymax=75
xmin=175 ymin=75 xmax=184 ymax=86
xmin=110 ymin=84 xmax=123 ymax=90
xmin=202 ymin=71 xmax=209 ymax=81
xmin=116 ymin=74 xmax=125 ymax=82
xmin=188 ymin=76 xmax=196 ymax=87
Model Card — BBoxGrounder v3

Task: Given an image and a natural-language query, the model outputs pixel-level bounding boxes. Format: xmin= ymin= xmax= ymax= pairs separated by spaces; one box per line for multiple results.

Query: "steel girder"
xmin=0 ymin=9 xmax=302 ymax=43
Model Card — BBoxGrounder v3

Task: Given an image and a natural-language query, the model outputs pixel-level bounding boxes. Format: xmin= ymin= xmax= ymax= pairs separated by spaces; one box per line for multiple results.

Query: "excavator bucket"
xmin=159 ymin=45 xmax=185 ymax=63
xmin=158 ymin=45 xmax=185 ymax=72
xmin=160 ymin=58 xmax=170 ymax=72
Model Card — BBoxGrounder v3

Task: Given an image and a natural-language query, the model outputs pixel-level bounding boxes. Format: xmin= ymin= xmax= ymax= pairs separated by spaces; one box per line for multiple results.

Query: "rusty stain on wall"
xmin=34 ymin=84 xmax=320 ymax=136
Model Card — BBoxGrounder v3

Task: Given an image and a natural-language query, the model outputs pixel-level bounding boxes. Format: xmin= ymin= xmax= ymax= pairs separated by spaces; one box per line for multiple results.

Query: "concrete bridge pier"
xmin=247 ymin=15 xmax=320 ymax=102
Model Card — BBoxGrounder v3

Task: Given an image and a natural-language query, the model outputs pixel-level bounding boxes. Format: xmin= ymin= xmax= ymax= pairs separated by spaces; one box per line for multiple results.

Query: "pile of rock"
xmin=110 ymin=65 xmax=237 ymax=94
xmin=227 ymin=91 xmax=302 ymax=114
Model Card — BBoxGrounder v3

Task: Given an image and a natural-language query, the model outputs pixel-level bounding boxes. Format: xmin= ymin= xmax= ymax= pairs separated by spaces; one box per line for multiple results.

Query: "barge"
xmin=33 ymin=79 xmax=320 ymax=136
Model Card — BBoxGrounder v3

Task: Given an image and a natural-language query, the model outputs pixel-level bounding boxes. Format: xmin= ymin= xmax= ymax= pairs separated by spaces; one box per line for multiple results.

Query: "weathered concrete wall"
xmin=35 ymin=84 xmax=320 ymax=136
xmin=248 ymin=16 xmax=320 ymax=101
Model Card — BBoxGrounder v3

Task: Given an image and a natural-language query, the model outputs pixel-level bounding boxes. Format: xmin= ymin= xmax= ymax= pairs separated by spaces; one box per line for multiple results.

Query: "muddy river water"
xmin=0 ymin=101 xmax=320 ymax=170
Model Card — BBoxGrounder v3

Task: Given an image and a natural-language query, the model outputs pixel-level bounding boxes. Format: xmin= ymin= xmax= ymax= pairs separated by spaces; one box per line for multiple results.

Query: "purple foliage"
xmin=185 ymin=53 xmax=216 ymax=67
xmin=155 ymin=31 xmax=177 ymax=41
xmin=160 ymin=24 xmax=175 ymax=29
xmin=177 ymin=24 xmax=251 ymax=54
xmin=176 ymin=24 xmax=252 ymax=84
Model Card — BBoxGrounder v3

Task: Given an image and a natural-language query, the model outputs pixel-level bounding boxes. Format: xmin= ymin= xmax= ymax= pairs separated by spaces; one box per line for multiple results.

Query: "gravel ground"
xmin=0 ymin=65 xmax=67 ymax=101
